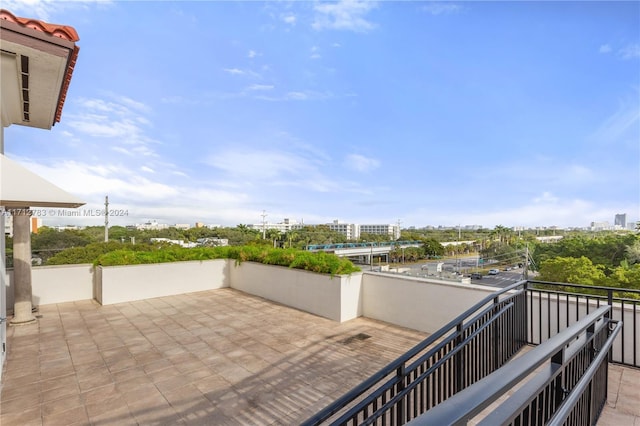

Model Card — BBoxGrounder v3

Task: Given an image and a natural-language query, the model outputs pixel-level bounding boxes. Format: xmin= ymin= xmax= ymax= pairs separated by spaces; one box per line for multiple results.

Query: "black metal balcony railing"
xmin=526 ymin=280 xmax=639 ymax=367
xmin=304 ymin=280 xmax=639 ymax=426
xmin=302 ymin=282 xmax=529 ymax=426
xmin=410 ymin=306 xmax=622 ymax=425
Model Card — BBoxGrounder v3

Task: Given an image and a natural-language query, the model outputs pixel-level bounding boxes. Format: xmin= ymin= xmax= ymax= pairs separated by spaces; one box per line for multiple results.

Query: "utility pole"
xmin=396 ymin=219 xmax=401 ymax=240
xmin=104 ymin=195 xmax=109 ymax=242
xmin=523 ymin=243 xmax=529 ymax=280
xmin=261 ymin=210 xmax=267 ymax=239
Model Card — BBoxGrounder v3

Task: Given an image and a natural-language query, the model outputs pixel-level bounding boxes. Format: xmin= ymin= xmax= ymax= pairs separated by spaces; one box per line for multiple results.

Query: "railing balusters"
xmin=304 ymin=281 xmax=637 ymax=425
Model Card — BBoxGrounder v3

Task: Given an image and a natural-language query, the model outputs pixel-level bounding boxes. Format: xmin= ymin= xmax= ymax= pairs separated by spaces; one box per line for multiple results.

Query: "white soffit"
xmin=0 ymin=154 xmax=84 ymax=208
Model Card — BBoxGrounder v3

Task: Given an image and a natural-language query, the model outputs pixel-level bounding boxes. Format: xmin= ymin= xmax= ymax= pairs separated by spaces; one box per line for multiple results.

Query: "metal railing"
xmin=547 ymin=321 xmax=622 ymax=425
xmin=527 ymin=280 xmax=639 ymax=367
xmin=304 ymin=280 xmax=639 ymax=425
xmin=301 ymin=281 xmax=529 ymax=426
xmin=409 ymin=306 xmax=621 ymax=425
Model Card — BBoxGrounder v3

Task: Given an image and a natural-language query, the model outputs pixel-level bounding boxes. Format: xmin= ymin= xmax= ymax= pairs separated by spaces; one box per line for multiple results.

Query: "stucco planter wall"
xmin=230 ymin=261 xmax=363 ymax=322
xmin=362 ymin=273 xmax=496 ymax=333
xmin=6 ymin=264 xmax=94 ymax=311
xmin=96 ymin=259 xmax=230 ymax=305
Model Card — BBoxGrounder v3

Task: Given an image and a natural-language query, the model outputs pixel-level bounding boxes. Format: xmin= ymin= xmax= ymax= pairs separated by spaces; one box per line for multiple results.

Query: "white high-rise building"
xmin=359 ymin=224 xmax=400 ymax=240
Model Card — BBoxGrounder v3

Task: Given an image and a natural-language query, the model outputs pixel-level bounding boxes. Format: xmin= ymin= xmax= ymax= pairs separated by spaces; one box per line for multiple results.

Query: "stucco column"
xmin=10 ymin=208 xmax=35 ymax=325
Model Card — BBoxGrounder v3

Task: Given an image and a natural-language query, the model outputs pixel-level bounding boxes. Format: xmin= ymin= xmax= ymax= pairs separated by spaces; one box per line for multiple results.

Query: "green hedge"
xmin=94 ymin=246 xmax=360 ymax=276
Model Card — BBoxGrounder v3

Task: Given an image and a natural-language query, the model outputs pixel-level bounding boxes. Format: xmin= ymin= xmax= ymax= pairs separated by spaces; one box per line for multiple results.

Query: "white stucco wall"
xmin=97 ymin=259 xmax=229 ymax=305
xmin=229 ymin=261 xmax=362 ymax=322
xmin=4 ymin=261 xmax=638 ymax=366
xmin=361 ymin=273 xmax=496 ymax=333
xmin=6 ymin=264 xmax=94 ymax=309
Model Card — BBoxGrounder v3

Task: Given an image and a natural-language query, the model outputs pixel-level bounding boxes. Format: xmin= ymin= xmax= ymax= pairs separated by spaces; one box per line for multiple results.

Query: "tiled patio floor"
xmin=0 ymin=288 xmax=429 ymax=425
xmin=599 ymin=364 xmax=640 ymax=426
xmin=1 ymin=288 xmax=638 ymax=425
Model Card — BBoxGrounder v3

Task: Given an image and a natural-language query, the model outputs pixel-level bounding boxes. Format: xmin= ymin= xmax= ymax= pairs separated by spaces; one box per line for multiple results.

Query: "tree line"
xmin=5 ymin=223 xmax=639 ymax=293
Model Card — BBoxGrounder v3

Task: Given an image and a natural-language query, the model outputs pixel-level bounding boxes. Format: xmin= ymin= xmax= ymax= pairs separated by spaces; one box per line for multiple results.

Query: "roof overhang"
xmin=0 ymin=9 xmax=79 ymax=129
xmin=0 ymin=154 xmax=85 ymax=208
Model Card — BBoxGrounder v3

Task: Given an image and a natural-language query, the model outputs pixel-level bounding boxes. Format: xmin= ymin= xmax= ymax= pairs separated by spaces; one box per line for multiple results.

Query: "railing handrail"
xmin=300 ymin=280 xmax=528 ymax=425
xmin=547 ymin=319 xmax=623 ymax=426
xmin=405 ymin=305 xmax=612 ymax=426
xmin=332 ymin=301 xmax=517 ymax=425
xmin=528 ymin=279 xmax=640 ymax=296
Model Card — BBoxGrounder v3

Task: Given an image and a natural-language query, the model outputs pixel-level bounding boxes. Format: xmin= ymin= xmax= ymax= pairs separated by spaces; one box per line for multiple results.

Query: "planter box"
xmin=362 ymin=273 xmax=495 ymax=333
xmin=96 ymin=259 xmax=229 ymax=305
xmin=6 ymin=264 xmax=94 ymax=310
xmin=230 ymin=262 xmax=363 ymax=322
xmin=96 ymin=260 xmax=362 ymax=322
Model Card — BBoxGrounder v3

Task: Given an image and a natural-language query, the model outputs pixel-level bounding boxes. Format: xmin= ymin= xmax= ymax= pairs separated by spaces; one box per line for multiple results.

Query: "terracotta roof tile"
xmin=0 ymin=9 xmax=79 ymax=41
xmin=0 ymin=9 xmax=80 ymax=125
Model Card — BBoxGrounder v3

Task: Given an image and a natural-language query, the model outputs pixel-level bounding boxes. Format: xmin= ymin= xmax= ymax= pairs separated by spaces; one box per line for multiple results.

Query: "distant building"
xmin=31 ymin=217 xmax=41 ymax=234
xmin=4 ymin=215 xmax=42 ymax=237
xmin=590 ymin=221 xmax=610 ymax=231
xmin=536 ymin=236 xmax=564 ymax=243
xmin=52 ymin=225 xmax=82 ymax=231
xmin=197 ymin=238 xmax=228 ymax=247
xmin=174 ymin=223 xmax=190 ymax=230
xmin=359 ymin=224 xmax=400 ymax=240
xmin=249 ymin=218 xmax=298 ymax=234
xmin=135 ymin=220 xmax=169 ymax=231
xmin=326 ymin=220 xmax=359 ymax=240
xmin=149 ymin=238 xmax=196 ymax=248
xmin=3 ymin=215 xmax=11 ymax=237
xmin=614 ymin=214 xmax=627 ymax=229
xmin=250 ymin=219 xmax=401 ymax=240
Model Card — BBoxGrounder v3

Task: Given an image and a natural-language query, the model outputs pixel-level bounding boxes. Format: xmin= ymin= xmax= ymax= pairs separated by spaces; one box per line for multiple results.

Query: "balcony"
xmin=1 ymin=263 xmax=639 ymax=425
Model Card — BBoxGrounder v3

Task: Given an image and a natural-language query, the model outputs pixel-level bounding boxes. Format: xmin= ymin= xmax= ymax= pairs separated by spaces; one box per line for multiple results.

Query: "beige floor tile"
xmin=2 ymin=288 xmax=636 ymax=425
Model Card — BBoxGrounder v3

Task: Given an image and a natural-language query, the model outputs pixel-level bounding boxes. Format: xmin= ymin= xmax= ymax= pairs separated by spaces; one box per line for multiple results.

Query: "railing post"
xmin=455 ymin=322 xmax=463 ymax=394
xmin=551 ymin=347 xmax=566 ymax=411
xmin=396 ymin=364 xmax=405 ymax=425
xmin=493 ymin=297 xmax=500 ymax=370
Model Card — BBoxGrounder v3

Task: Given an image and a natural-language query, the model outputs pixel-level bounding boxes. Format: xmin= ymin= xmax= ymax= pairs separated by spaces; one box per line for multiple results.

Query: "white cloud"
xmin=13 ymin=156 xmax=254 ymax=226
xmin=310 ymin=46 xmax=322 ymax=59
xmin=282 ymin=13 xmax=296 ymax=25
xmin=563 ymin=165 xmax=595 ymax=185
xmin=312 ymin=0 xmax=377 ymax=32
xmin=254 ymin=90 xmax=342 ymax=102
xmin=599 ymin=44 xmax=612 ymax=54
xmin=247 ymin=50 xmax=258 ymax=58
xmin=223 ymin=68 xmax=261 ymax=78
xmin=64 ymin=95 xmax=159 ymax=157
xmin=246 ymin=84 xmax=275 ymax=91
xmin=591 ymin=99 xmax=640 ymax=145
xmin=403 ymin=193 xmax=620 ymax=229
xmin=224 ymin=68 xmax=246 ymax=75
xmin=1 ymin=0 xmax=112 ymax=21
xmin=205 ymin=149 xmax=312 ymax=180
xmin=141 ymin=166 xmax=155 ymax=173
xmin=619 ymin=44 xmax=640 ymax=60
xmin=286 ymin=91 xmax=310 ymax=100
xmin=345 ymin=154 xmax=380 ymax=172
xmin=421 ymin=3 xmax=462 ymax=16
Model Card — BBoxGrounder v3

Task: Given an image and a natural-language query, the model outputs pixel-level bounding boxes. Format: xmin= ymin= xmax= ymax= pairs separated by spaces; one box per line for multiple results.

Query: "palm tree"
xmin=491 ymin=225 xmax=514 ymax=245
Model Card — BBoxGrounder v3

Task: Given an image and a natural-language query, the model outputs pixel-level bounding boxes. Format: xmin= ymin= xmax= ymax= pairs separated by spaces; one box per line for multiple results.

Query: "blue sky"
xmin=3 ymin=0 xmax=639 ymax=229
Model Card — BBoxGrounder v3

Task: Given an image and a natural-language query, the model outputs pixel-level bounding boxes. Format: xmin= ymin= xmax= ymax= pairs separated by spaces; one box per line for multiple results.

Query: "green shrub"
xmin=89 ymin=245 xmax=359 ymax=276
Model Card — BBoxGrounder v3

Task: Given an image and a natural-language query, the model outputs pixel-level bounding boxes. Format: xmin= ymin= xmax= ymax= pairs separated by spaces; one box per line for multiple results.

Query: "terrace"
xmin=0 ymin=262 xmax=639 ymax=425
xmin=1 ymin=288 xmax=429 ymax=425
